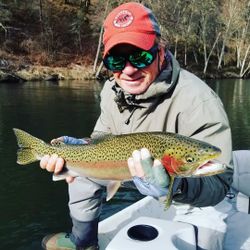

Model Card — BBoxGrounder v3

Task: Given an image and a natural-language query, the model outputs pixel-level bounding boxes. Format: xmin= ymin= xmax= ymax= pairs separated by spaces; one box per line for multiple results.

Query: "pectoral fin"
xmin=165 ymin=176 xmax=175 ymax=209
xmin=52 ymin=168 xmax=79 ymax=181
xmin=106 ymin=181 xmax=121 ymax=201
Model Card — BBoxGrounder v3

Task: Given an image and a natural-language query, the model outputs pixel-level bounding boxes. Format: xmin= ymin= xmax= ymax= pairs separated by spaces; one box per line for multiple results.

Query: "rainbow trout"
xmin=13 ymin=128 xmax=226 ymax=207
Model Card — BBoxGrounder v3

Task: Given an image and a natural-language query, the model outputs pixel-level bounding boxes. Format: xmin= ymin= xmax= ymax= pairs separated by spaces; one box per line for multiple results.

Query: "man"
xmin=41 ymin=2 xmax=233 ymax=250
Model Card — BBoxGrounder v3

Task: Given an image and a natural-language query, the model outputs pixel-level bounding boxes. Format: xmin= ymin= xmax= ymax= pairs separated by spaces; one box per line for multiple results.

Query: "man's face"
xmin=109 ymin=44 xmax=161 ymax=95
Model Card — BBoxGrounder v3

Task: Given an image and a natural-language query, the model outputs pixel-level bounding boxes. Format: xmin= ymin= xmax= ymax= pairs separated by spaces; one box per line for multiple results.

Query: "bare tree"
xmin=93 ymin=0 xmax=110 ymax=75
xmin=234 ymin=0 xmax=250 ymax=69
xmin=239 ymin=44 xmax=250 ymax=77
xmin=39 ymin=0 xmax=44 ymax=33
xmin=217 ymin=0 xmax=242 ymax=69
xmin=197 ymin=0 xmax=220 ymax=74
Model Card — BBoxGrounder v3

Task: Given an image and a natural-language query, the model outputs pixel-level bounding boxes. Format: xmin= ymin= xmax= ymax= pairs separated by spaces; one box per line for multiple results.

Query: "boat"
xmin=98 ymin=151 xmax=250 ymax=250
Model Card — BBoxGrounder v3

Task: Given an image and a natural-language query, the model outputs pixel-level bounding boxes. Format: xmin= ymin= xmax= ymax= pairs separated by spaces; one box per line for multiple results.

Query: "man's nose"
xmin=122 ymin=61 xmax=138 ymax=75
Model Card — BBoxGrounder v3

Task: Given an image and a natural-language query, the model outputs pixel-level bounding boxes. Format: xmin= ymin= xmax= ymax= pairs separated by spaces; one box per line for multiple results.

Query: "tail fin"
xmin=13 ymin=128 xmax=44 ymax=165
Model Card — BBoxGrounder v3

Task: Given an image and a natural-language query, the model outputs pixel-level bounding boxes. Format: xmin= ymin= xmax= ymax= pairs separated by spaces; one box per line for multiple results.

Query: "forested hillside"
xmin=1 ymin=0 xmax=250 ymax=78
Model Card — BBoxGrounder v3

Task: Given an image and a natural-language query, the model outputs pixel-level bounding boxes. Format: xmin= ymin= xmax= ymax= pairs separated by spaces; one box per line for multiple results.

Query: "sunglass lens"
xmin=129 ymin=51 xmax=154 ymax=68
xmin=103 ymin=56 xmax=125 ymax=71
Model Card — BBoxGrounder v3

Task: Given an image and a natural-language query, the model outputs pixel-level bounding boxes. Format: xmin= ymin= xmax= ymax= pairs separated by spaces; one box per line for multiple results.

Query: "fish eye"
xmin=185 ymin=155 xmax=195 ymax=163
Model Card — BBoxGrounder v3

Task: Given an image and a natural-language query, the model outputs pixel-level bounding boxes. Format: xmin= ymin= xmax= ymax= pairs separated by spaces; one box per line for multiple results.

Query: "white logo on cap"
xmin=113 ymin=10 xmax=133 ymax=28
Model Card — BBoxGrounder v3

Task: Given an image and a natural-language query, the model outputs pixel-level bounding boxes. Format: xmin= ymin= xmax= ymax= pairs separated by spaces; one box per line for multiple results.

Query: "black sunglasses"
xmin=103 ymin=45 xmax=158 ymax=72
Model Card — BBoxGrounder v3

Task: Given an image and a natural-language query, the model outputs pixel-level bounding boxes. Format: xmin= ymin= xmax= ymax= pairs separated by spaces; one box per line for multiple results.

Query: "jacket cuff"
xmin=173 ymin=178 xmax=187 ymax=196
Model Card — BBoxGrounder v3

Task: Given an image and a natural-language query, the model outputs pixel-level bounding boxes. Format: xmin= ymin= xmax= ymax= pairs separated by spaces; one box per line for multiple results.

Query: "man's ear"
xmin=158 ymin=46 xmax=166 ymax=67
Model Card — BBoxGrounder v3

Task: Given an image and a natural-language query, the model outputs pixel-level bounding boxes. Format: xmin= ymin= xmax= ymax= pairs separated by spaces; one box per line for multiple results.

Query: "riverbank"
xmin=0 ymin=64 xmax=97 ymax=83
xmin=0 ymin=57 xmax=245 ymax=83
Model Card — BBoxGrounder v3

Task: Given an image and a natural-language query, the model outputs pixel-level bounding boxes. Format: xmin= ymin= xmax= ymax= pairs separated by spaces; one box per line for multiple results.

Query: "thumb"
xmin=152 ymin=159 xmax=170 ymax=188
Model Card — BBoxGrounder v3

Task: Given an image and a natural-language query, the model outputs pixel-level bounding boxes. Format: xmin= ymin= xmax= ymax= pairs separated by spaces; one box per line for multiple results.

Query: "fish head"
xmin=161 ymin=136 xmax=225 ymax=177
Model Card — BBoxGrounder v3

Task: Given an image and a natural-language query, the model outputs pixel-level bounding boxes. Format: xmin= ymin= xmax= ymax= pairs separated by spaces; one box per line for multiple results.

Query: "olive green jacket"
xmin=93 ymin=53 xmax=233 ymax=207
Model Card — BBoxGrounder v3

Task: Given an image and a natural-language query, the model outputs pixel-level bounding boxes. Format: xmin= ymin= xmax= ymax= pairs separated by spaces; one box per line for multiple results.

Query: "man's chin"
xmin=124 ymin=86 xmax=146 ymax=95
xmin=121 ymin=82 xmax=148 ymax=95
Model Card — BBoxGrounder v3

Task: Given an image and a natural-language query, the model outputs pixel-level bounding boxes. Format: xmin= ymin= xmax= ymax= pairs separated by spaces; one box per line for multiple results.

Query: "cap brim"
xmin=103 ymin=32 xmax=156 ymax=57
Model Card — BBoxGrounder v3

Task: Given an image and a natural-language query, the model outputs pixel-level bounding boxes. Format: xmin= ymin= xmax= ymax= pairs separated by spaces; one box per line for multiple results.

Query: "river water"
xmin=0 ymin=79 xmax=249 ymax=249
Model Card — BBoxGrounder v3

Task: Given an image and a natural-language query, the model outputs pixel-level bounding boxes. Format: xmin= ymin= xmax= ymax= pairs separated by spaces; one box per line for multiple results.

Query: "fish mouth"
xmin=192 ymin=160 xmax=227 ymax=176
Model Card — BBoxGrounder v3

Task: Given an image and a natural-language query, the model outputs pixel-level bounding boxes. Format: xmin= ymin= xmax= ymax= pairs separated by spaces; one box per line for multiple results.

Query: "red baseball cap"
xmin=103 ymin=2 xmax=161 ymax=57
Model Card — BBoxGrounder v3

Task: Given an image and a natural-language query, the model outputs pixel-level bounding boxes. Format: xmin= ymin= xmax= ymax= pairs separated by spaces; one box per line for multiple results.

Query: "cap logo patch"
xmin=113 ymin=10 xmax=133 ymax=28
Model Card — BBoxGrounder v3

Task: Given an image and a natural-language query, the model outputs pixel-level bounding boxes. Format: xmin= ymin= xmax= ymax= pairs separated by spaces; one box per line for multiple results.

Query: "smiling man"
xmin=41 ymin=2 xmax=233 ymax=250
xmin=103 ymin=43 xmax=163 ymax=95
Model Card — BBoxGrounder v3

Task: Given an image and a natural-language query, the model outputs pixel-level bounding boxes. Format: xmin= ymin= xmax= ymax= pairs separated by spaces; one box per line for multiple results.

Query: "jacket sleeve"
xmin=173 ymin=96 xmax=233 ymax=207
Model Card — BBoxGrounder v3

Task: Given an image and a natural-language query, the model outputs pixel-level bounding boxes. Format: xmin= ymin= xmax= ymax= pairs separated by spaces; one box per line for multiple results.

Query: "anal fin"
xmin=106 ymin=181 xmax=121 ymax=201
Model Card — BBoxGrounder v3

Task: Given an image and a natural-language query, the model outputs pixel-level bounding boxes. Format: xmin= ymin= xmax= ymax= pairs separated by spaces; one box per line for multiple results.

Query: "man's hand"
xmin=40 ymin=136 xmax=88 ymax=183
xmin=127 ymin=148 xmax=170 ymax=198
